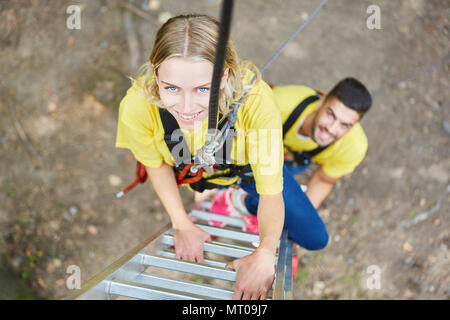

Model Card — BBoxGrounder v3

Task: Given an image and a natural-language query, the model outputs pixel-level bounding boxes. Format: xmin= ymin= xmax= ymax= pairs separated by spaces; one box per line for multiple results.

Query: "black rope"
xmin=207 ymin=0 xmax=234 ymax=133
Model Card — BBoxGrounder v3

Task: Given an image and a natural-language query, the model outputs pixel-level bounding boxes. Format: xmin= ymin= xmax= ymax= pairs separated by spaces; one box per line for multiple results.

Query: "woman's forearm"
xmin=145 ymin=163 xmax=191 ymax=229
xmin=256 ymin=193 xmax=285 ymax=256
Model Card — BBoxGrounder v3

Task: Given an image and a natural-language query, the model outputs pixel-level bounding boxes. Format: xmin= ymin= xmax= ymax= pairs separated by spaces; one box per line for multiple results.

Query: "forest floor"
xmin=0 ymin=0 xmax=448 ymax=299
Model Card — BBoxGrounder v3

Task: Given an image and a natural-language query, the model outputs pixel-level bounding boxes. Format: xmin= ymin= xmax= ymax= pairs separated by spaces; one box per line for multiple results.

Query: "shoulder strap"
xmin=158 ymin=108 xmax=228 ymax=166
xmin=283 ymin=94 xmax=320 ymax=137
xmin=159 ymin=108 xmax=191 ymax=166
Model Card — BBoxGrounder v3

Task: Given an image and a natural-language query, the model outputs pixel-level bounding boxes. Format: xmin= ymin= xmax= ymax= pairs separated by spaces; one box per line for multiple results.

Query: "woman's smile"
xmin=175 ymin=110 xmax=205 ymax=123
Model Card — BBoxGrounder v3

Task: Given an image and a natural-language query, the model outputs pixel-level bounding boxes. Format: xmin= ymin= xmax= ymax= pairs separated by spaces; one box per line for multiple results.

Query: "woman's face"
xmin=156 ymin=57 xmax=228 ymax=130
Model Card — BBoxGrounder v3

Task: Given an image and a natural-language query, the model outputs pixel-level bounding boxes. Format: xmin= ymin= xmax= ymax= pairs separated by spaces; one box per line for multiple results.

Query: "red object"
xmin=119 ymin=161 xmax=207 ymax=197
xmin=292 ymin=256 xmax=299 ymax=279
xmin=119 ymin=161 xmax=148 ymax=197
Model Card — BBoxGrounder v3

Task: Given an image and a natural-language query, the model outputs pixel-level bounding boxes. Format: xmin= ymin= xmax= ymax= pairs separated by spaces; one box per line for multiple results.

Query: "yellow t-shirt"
xmin=115 ymin=71 xmax=284 ymax=195
xmin=273 ymin=85 xmax=368 ymax=179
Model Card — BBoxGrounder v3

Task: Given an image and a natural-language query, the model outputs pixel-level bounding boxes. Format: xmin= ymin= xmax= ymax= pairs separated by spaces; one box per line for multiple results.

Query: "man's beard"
xmin=311 ymin=117 xmax=337 ymax=147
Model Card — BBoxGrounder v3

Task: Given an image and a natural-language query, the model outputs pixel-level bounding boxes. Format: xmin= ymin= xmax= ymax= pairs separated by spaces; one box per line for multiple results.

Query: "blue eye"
xmin=165 ymin=86 xmax=177 ymax=92
xmin=198 ymin=87 xmax=209 ymax=93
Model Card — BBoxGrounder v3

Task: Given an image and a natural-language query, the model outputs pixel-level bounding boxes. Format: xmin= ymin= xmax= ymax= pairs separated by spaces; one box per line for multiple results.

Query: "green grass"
xmin=6 ymin=189 xmax=15 ymax=197
xmin=295 ymin=269 xmax=308 ymax=284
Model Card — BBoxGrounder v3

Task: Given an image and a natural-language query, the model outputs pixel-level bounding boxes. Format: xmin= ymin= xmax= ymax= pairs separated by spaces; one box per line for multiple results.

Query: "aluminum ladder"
xmin=65 ymin=201 xmax=293 ymax=300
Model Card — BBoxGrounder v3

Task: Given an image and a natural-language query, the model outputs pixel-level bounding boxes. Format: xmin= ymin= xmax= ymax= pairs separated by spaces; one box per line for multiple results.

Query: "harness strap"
xmin=158 ymin=108 xmax=252 ymax=190
xmin=283 ymin=94 xmax=320 ymax=136
xmin=282 ymin=90 xmax=332 ymax=166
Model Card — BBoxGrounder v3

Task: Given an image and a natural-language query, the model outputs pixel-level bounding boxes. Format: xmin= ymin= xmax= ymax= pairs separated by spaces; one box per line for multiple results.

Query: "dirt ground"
xmin=0 ymin=0 xmax=448 ymax=300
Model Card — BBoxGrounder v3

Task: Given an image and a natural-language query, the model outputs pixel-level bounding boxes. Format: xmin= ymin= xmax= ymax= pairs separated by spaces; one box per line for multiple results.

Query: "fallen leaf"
xmin=47 ymin=101 xmax=57 ymax=112
xmin=108 ymin=174 xmax=122 ymax=187
xmin=404 ymin=289 xmax=414 ymax=298
xmin=87 ymin=225 xmax=98 ymax=235
xmin=403 ymin=242 xmax=413 ymax=252
xmin=427 ymin=256 xmax=437 ymax=264
xmin=124 ymin=154 xmax=133 ymax=164
xmin=25 ymin=245 xmax=33 ymax=257
xmin=47 ymin=262 xmax=55 ymax=273
xmin=55 ymin=279 xmax=65 ymax=287
xmin=37 ymin=278 xmax=47 ymax=289
xmin=148 ymin=0 xmax=160 ymax=11
xmin=67 ymin=35 xmax=74 ymax=48
xmin=419 ymin=198 xmax=426 ymax=207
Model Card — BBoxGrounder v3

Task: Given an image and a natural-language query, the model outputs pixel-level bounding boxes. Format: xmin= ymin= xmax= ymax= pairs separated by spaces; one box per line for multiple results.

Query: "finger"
xmin=241 ymin=290 xmax=252 ymax=300
xmin=225 ymin=260 xmax=235 ymax=270
xmin=195 ymin=252 xmax=205 ymax=264
xmin=260 ymin=291 xmax=268 ymax=300
xmin=204 ymin=232 xmax=212 ymax=243
xmin=232 ymin=288 xmax=243 ymax=300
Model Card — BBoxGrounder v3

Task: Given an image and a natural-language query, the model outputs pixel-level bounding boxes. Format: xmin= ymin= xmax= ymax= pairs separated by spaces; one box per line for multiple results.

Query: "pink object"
xmin=292 ymin=256 xmax=299 ymax=279
xmin=208 ymin=190 xmax=232 ymax=227
xmin=208 ymin=189 xmax=259 ymax=234
xmin=241 ymin=214 xmax=259 ymax=234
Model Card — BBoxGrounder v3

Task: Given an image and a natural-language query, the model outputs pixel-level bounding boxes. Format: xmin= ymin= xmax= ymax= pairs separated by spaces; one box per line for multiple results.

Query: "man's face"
xmin=311 ymin=96 xmax=361 ymax=146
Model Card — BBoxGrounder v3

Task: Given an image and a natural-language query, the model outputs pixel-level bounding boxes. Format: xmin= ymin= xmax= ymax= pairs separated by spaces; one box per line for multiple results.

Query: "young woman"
xmin=115 ymin=14 xmax=327 ymax=300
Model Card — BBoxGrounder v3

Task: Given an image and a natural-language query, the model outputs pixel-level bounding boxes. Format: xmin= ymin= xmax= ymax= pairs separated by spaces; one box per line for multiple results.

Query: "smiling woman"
xmin=114 ymin=13 xmax=326 ymax=300
xmin=128 ymin=14 xmax=255 ymax=128
xmin=155 ymin=58 xmax=217 ymax=130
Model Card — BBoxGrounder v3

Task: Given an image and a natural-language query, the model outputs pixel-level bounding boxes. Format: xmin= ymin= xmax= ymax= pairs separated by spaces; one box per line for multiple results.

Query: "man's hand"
xmin=225 ymin=248 xmax=275 ymax=300
xmin=173 ymin=221 xmax=212 ymax=263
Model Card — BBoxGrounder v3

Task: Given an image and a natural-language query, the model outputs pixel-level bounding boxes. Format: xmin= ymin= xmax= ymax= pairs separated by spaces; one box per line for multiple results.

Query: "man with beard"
xmin=272 ymin=77 xmax=373 ymax=209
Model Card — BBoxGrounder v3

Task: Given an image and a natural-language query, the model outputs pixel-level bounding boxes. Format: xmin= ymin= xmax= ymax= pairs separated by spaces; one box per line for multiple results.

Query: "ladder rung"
xmin=198 ymin=201 xmax=212 ymax=210
xmin=156 ymin=250 xmax=227 ymax=268
xmin=134 ymin=274 xmax=234 ymax=300
xmin=107 ymin=280 xmax=211 ymax=300
xmin=190 ymin=209 xmax=245 ymax=228
xmin=140 ymin=254 xmax=237 ymax=282
xmin=193 ymin=223 xmax=260 ymax=243
xmin=160 ymin=234 xmax=255 ymax=258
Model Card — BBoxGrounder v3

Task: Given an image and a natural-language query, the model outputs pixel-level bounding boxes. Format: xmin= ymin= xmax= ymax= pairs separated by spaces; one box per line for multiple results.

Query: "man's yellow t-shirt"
xmin=115 ymin=71 xmax=284 ymax=195
xmin=273 ymin=85 xmax=368 ymax=179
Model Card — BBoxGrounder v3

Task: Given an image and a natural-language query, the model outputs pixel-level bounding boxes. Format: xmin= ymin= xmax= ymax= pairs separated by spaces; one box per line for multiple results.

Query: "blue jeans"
xmin=241 ymin=163 xmax=329 ymax=251
xmin=284 ymin=160 xmax=310 ymax=177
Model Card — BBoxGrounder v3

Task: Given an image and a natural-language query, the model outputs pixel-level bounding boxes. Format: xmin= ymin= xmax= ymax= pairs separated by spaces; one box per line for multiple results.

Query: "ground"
xmin=0 ymin=0 xmax=448 ymax=300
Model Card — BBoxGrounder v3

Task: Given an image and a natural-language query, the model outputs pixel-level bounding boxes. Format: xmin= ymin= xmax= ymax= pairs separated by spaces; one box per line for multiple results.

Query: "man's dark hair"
xmin=326 ymin=78 xmax=372 ymax=118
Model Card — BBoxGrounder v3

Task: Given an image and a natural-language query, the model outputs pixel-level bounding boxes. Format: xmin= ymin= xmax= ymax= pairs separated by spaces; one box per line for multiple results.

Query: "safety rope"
xmin=117 ymin=0 xmax=328 ymax=197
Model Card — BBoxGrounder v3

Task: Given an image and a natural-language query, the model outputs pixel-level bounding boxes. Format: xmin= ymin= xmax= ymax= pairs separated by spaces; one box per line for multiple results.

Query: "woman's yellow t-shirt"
xmin=115 ymin=72 xmax=284 ymax=195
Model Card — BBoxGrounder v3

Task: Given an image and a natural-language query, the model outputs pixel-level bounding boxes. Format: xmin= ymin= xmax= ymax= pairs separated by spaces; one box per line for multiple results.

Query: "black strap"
xmin=159 ymin=108 xmax=244 ymax=168
xmin=291 ymin=145 xmax=329 ymax=167
xmin=208 ymin=0 xmax=234 ymax=133
xmin=283 ymin=92 xmax=333 ymax=166
xmin=283 ymin=94 xmax=320 ymax=137
xmin=158 ymin=108 xmax=254 ymax=190
xmin=159 ymin=109 xmax=191 ymax=166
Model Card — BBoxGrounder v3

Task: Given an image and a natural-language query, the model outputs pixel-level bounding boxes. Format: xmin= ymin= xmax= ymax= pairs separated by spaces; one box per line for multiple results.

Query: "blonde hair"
xmin=129 ymin=14 xmax=261 ymax=122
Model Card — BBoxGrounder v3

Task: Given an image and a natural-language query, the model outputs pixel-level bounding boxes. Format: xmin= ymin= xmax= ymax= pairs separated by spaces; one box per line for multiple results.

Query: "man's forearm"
xmin=306 ymin=180 xmax=334 ymax=209
xmin=256 ymin=193 xmax=285 ymax=255
xmin=306 ymin=167 xmax=338 ymax=209
xmin=146 ymin=163 xmax=191 ymax=228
